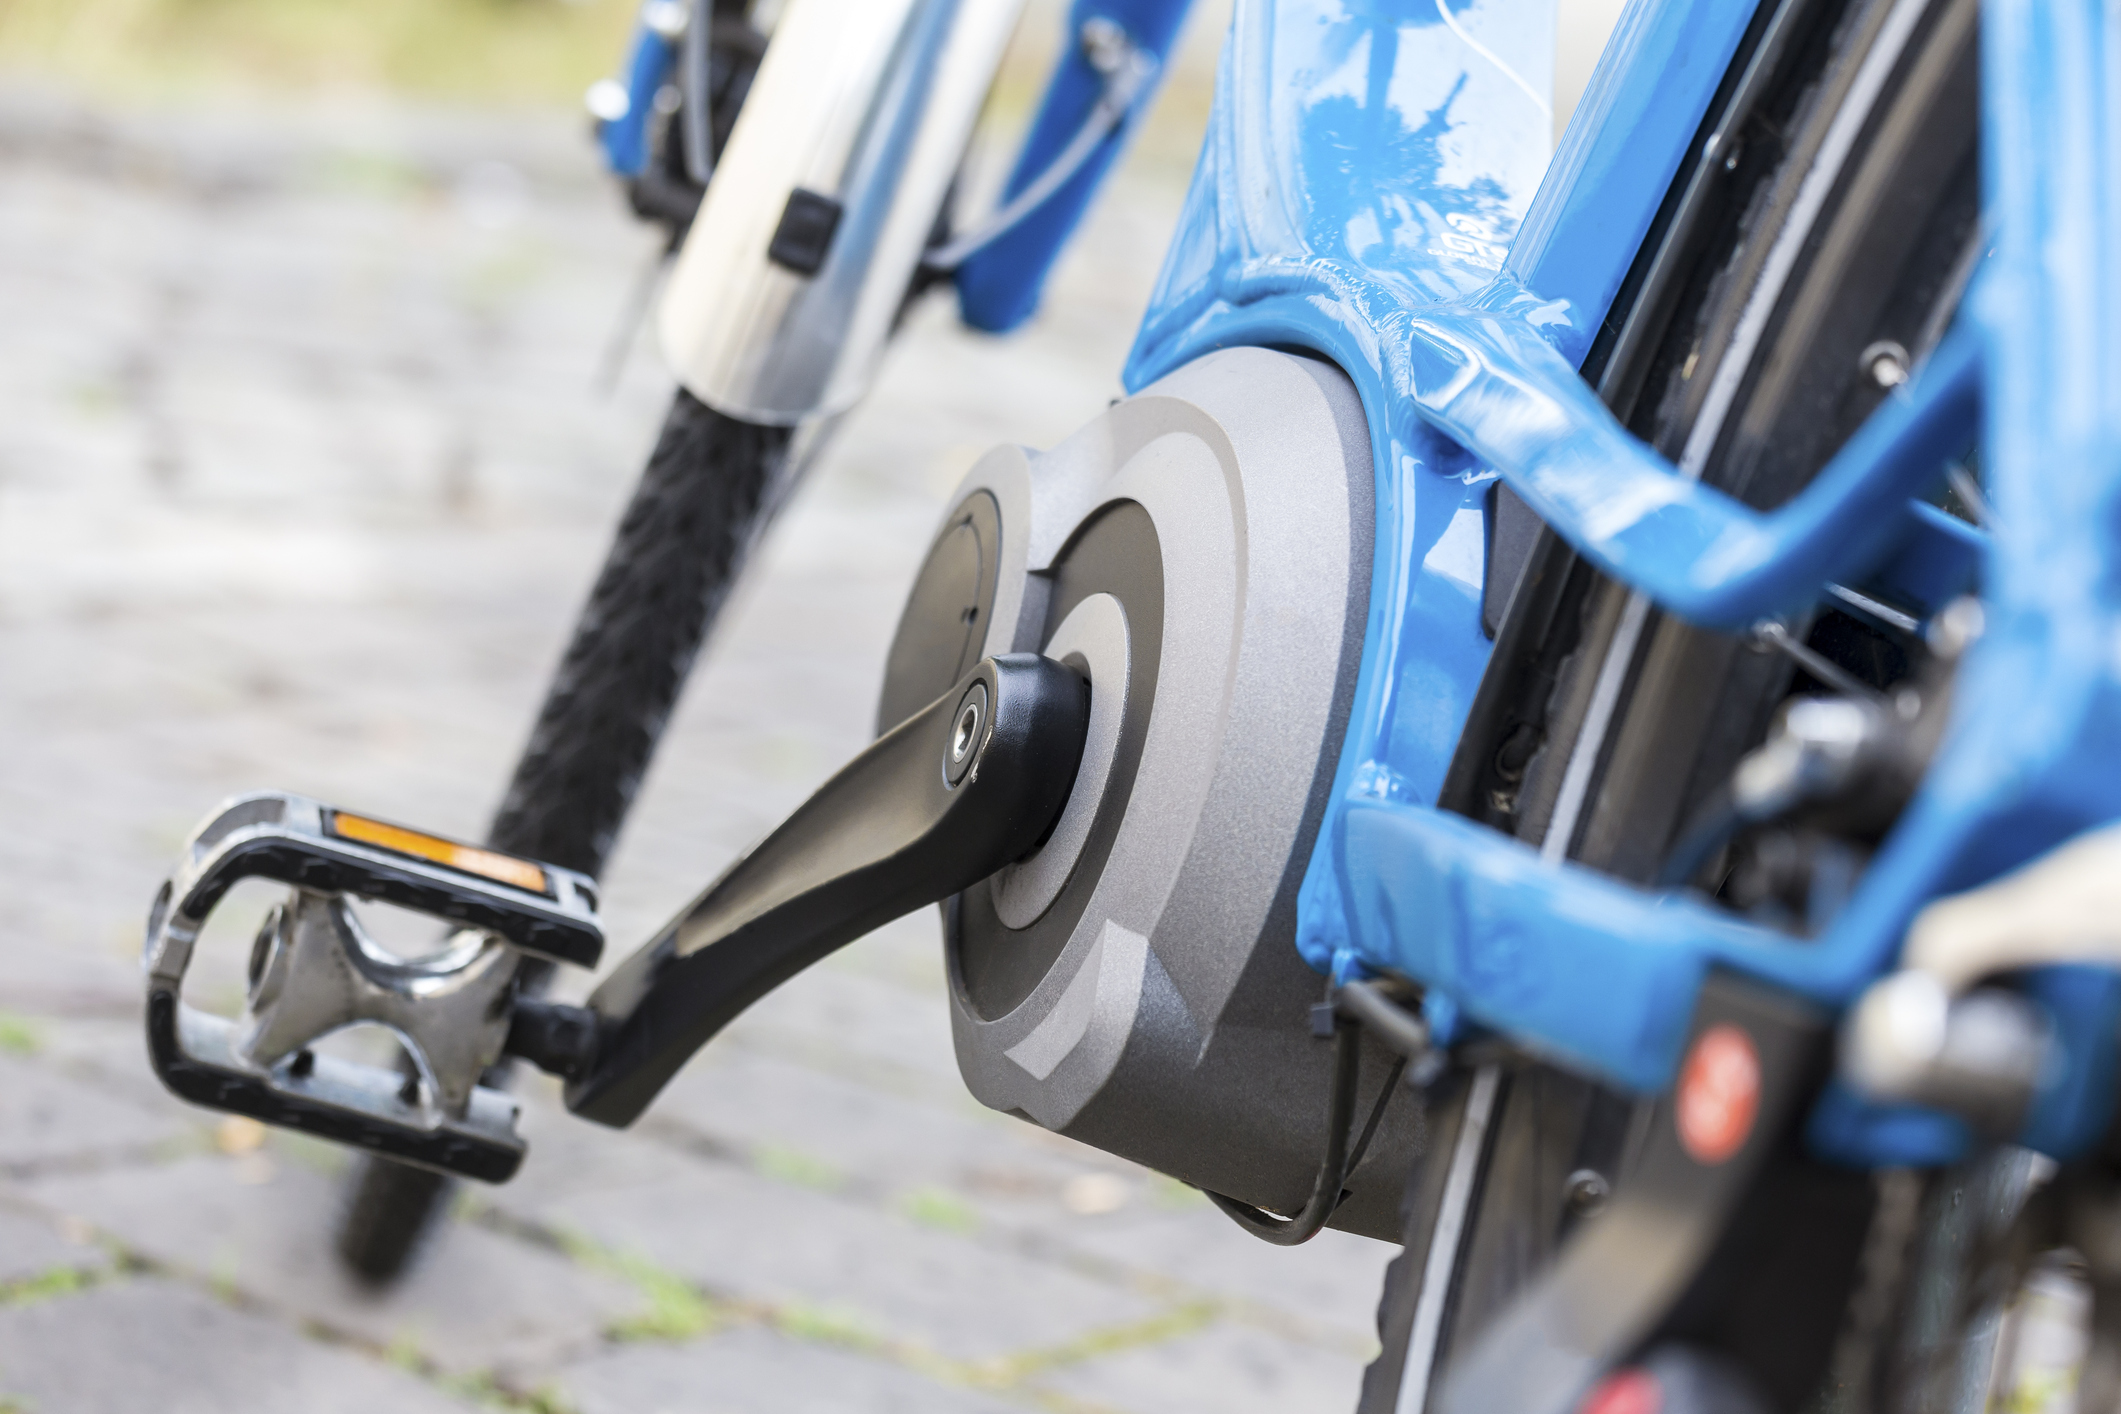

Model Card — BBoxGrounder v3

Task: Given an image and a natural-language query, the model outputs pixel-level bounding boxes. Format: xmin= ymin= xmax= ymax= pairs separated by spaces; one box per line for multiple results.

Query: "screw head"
xmin=944 ymin=682 xmax=988 ymax=786
xmin=1861 ymin=339 xmax=1911 ymax=389
xmin=1564 ymin=1168 xmax=1611 ymax=1216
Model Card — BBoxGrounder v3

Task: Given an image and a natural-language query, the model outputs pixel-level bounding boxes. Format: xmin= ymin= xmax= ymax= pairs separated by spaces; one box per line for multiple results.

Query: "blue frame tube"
xmin=1394 ymin=295 xmax=1983 ymax=632
xmin=600 ymin=16 xmax=678 ymax=179
xmin=955 ymin=0 xmax=1198 ymax=333
xmin=1110 ymin=0 xmax=2121 ymax=1163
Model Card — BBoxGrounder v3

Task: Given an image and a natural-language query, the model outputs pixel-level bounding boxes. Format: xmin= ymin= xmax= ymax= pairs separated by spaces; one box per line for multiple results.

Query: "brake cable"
xmin=919 ymin=17 xmax=1159 ymax=275
xmin=1205 ymin=978 xmax=1423 ymax=1246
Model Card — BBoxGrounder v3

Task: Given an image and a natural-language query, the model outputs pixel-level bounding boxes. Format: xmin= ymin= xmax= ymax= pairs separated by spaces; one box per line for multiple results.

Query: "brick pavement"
xmin=0 ymin=80 xmax=1397 ymax=1413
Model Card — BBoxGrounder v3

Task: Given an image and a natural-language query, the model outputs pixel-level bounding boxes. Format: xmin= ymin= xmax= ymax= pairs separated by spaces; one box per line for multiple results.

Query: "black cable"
xmin=1205 ymin=992 xmax=1414 ymax=1247
xmin=1335 ymin=977 xmax=1431 ymax=1057
xmin=1347 ymin=1053 xmax=1408 ymax=1172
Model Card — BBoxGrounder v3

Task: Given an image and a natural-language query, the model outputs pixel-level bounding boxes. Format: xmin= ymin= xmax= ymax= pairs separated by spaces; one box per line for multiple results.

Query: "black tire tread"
xmin=334 ymin=389 xmax=788 ymax=1284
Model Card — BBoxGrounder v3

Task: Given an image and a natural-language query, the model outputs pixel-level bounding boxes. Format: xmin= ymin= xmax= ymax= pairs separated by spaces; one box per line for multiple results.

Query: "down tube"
xmin=1122 ymin=0 xmax=1760 ymax=1028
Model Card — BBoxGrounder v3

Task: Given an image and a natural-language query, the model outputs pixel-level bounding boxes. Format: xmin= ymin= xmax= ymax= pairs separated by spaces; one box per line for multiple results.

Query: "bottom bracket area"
xmin=891 ymin=347 xmax=1408 ymax=1236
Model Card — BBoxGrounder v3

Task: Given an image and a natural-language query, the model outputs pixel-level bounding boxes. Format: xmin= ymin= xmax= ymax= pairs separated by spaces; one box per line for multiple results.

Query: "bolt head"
xmin=944 ymin=682 xmax=989 ymax=786
xmin=1564 ymin=1168 xmax=1611 ymax=1215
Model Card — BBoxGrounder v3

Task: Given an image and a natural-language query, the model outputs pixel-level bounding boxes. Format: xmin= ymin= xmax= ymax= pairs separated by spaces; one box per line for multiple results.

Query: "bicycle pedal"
xmin=143 ymin=792 xmax=604 ymax=1182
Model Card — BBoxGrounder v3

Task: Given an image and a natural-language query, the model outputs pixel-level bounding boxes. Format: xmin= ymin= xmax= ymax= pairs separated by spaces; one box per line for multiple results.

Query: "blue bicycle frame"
xmin=621 ymin=0 xmax=2121 ymax=1171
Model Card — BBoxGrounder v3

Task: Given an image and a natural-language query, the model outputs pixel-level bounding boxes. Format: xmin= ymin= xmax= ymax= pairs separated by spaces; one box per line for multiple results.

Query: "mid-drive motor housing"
xmin=878 ymin=347 xmax=1414 ymax=1237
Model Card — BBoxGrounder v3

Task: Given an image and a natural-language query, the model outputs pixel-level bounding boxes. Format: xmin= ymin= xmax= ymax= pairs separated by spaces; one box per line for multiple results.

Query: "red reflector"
xmin=1578 ymin=1367 xmax=1662 ymax=1414
xmin=1676 ymin=1023 xmax=1760 ymax=1166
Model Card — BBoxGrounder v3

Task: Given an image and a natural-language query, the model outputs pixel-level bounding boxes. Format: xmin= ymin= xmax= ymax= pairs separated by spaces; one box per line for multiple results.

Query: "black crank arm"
xmin=1433 ymin=974 xmax=1833 ymax=1414
xmin=561 ymin=654 xmax=1088 ymax=1127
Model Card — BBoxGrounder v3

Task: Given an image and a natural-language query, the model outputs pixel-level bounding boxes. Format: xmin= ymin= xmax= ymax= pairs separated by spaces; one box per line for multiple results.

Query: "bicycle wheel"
xmin=1362 ymin=0 xmax=1983 ymax=1405
xmin=335 ymin=390 xmax=790 ymax=1283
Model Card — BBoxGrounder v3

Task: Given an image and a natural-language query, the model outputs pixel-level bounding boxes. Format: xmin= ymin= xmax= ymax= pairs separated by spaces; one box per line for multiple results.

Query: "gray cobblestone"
xmin=0 ymin=32 xmax=1396 ymax=1407
xmin=645 ymin=1038 xmax=1102 ymax=1202
xmin=1044 ymin=1205 xmax=1395 ymax=1351
xmin=0 ymin=1198 xmax=108 ymax=1286
xmin=510 ymin=1145 xmax=1170 ymax=1365
xmin=551 ymin=1325 xmax=1024 ymax=1414
xmin=0 ymin=1054 xmax=190 ymax=1172
xmin=0 ymin=1278 xmax=482 ymax=1413
xmin=28 ymin=1150 xmax=641 ymax=1377
xmin=1034 ymin=1319 xmax=1374 ymax=1414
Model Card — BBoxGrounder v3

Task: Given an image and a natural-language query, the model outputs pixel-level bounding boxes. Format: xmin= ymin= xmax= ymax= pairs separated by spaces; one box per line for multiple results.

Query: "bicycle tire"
xmin=1361 ymin=0 xmax=1981 ymax=1405
xmin=335 ymin=389 xmax=790 ymax=1284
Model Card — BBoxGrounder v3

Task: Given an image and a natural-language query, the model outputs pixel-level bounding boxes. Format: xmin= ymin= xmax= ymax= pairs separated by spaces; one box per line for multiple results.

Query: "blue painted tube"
xmin=1113 ymin=0 xmax=2121 ymax=1171
xmin=600 ymin=21 xmax=678 ymax=179
xmin=955 ymin=0 xmax=1198 ymax=334
xmin=1406 ymin=303 xmax=1984 ymax=631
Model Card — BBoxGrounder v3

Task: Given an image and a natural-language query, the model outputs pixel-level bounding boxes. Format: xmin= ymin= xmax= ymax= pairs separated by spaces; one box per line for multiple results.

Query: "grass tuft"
xmin=0 ymin=1265 xmax=97 ymax=1309
xmin=965 ymin=1300 xmax=1221 ymax=1388
xmin=0 ymin=1013 xmax=42 ymax=1057
xmin=777 ymin=1299 xmax=885 ymax=1352
xmin=568 ymin=1243 xmax=724 ymax=1344
xmin=899 ymin=1185 xmax=979 ymax=1235
xmin=751 ymin=1143 xmax=845 ymax=1194
xmin=443 ymin=1370 xmax=583 ymax=1414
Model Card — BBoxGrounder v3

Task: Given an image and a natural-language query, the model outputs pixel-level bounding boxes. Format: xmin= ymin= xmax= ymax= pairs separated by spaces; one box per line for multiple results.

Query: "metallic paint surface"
xmin=1119 ymin=0 xmax=1741 ymax=1011
xmin=1113 ymin=0 xmax=2121 ymax=1162
xmin=954 ymin=0 xmax=1200 ymax=333
xmin=938 ymin=348 xmax=1396 ymax=1229
xmin=599 ymin=14 xmax=676 ymax=179
xmin=658 ymin=0 xmax=1027 ymax=422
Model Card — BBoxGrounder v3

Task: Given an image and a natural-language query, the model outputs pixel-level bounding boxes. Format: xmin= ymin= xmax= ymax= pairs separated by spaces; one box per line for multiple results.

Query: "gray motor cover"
xmin=878 ymin=348 xmax=1414 ymax=1239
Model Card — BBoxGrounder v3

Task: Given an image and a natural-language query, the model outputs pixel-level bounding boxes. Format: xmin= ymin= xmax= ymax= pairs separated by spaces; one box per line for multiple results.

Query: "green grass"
xmin=751 ymin=1143 xmax=845 ymax=1194
xmin=443 ymin=1370 xmax=582 ymax=1413
xmin=899 ymin=1185 xmax=979 ymax=1235
xmin=558 ymin=1238 xmax=725 ymax=1344
xmin=0 ymin=0 xmax=636 ymax=103
xmin=0 ymin=1012 xmax=40 ymax=1057
xmin=0 ymin=1265 xmax=95 ymax=1309
xmin=609 ymin=1261 xmax=722 ymax=1344
xmin=964 ymin=1300 xmax=1220 ymax=1388
xmin=777 ymin=1299 xmax=884 ymax=1352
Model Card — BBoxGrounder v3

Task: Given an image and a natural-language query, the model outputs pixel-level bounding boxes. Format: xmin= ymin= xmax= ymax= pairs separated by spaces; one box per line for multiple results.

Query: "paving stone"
xmin=1034 ymin=1318 xmax=1372 ymax=1414
xmin=644 ymin=1036 xmax=1098 ymax=1202
xmin=0 ymin=1196 xmax=108 ymax=1285
xmin=0 ymin=1277 xmax=481 ymax=1414
xmin=551 ymin=1325 xmax=1022 ymax=1414
xmin=516 ymin=1148 xmax=1164 ymax=1365
xmin=1048 ymin=1205 xmax=1396 ymax=1350
xmin=10 ymin=1017 xmax=183 ymax=1119
xmin=0 ymin=49 xmax=1388 ymax=1414
xmin=501 ymin=1087 xmax=724 ymax=1213
xmin=0 ymin=1053 xmax=192 ymax=1172
xmin=27 ymin=1151 xmax=640 ymax=1377
xmin=712 ymin=962 xmax=968 ymax=1102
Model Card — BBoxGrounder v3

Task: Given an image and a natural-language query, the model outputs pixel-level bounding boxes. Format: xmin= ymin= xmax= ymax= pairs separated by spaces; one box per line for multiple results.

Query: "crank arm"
xmin=561 ymin=653 xmax=1088 ymax=1126
xmin=1434 ymin=975 xmax=1832 ymax=1414
xmin=143 ymin=793 xmax=603 ymax=1181
xmin=140 ymin=654 xmax=1084 ymax=1176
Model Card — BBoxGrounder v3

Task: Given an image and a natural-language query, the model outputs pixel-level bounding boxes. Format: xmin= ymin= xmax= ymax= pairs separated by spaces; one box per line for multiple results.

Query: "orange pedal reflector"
xmin=329 ymin=812 xmax=548 ymax=896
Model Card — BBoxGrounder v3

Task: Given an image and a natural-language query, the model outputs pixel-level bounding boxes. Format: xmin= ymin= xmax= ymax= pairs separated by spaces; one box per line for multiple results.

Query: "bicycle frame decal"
xmin=1124 ymin=0 xmax=2121 ymax=1164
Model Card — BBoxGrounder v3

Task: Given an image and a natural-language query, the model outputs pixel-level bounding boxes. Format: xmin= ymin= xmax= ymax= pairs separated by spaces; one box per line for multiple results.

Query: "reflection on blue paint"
xmin=1106 ymin=0 xmax=2121 ymax=1164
